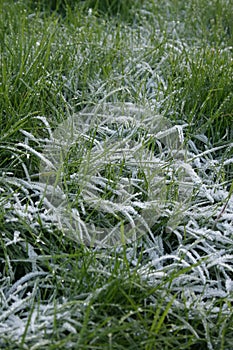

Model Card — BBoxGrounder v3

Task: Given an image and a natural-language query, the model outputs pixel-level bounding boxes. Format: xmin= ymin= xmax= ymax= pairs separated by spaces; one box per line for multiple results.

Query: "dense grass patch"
xmin=0 ymin=0 xmax=232 ymax=348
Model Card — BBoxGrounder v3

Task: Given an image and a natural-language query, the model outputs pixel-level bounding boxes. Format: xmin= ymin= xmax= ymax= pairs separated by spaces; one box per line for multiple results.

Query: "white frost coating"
xmin=39 ymin=103 xmax=195 ymax=246
xmin=5 ymin=271 xmax=47 ymax=300
xmin=18 ymin=143 xmax=56 ymax=170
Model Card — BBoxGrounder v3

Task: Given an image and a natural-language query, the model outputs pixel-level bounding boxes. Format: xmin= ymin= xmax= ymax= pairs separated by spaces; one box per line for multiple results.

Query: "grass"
xmin=0 ymin=0 xmax=233 ymax=348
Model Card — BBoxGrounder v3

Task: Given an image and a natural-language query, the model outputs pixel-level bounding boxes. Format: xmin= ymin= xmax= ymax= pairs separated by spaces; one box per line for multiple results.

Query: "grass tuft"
xmin=0 ymin=0 xmax=233 ymax=348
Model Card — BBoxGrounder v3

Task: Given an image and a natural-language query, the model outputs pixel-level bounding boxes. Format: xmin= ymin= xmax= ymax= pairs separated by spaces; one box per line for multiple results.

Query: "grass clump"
xmin=0 ymin=0 xmax=233 ymax=349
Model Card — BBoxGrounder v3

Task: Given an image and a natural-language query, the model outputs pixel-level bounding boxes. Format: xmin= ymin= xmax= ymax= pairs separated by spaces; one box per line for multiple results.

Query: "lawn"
xmin=0 ymin=0 xmax=233 ymax=349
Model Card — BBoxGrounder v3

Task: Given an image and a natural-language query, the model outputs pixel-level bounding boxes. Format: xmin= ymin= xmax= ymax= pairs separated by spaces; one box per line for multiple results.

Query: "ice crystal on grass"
xmin=1 ymin=0 xmax=233 ymax=347
xmin=0 ymin=104 xmax=228 ymax=347
xmin=1 ymin=105 xmax=231 ymax=348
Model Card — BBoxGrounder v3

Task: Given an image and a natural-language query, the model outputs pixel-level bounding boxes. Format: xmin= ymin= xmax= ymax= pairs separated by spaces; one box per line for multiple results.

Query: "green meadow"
xmin=0 ymin=0 xmax=233 ymax=348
